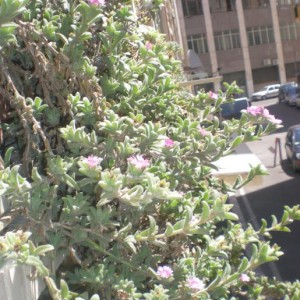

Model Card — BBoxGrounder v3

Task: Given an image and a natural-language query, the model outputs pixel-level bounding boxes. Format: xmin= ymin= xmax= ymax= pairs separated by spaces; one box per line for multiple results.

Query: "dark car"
xmin=286 ymin=86 xmax=300 ymax=106
xmin=278 ymin=82 xmax=298 ymax=103
xmin=285 ymin=125 xmax=300 ymax=171
xmin=219 ymin=97 xmax=250 ymax=120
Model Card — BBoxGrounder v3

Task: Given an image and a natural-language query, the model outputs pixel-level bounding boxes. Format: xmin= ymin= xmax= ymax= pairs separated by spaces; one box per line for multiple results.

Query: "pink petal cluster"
xmin=245 ymin=106 xmax=282 ymax=124
xmin=187 ymin=276 xmax=205 ymax=291
xmin=164 ymin=138 xmax=175 ymax=148
xmin=198 ymin=126 xmax=209 ymax=137
xmin=83 ymin=155 xmax=103 ymax=168
xmin=246 ymin=105 xmax=268 ymax=116
xmin=240 ymin=273 xmax=250 ymax=283
xmin=156 ymin=266 xmax=173 ymax=278
xmin=146 ymin=41 xmax=153 ymax=50
xmin=88 ymin=0 xmax=106 ymax=5
xmin=127 ymin=155 xmax=150 ymax=169
xmin=208 ymin=91 xmax=218 ymax=100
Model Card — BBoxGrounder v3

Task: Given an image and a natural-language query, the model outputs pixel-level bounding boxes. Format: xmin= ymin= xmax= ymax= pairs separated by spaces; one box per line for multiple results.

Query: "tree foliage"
xmin=1 ymin=0 xmax=300 ymax=299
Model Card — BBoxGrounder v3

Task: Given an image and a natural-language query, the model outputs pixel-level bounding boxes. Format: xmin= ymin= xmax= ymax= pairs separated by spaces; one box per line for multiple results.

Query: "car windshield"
xmin=294 ymin=129 xmax=300 ymax=145
xmin=285 ymin=84 xmax=294 ymax=90
xmin=261 ymin=86 xmax=269 ymax=91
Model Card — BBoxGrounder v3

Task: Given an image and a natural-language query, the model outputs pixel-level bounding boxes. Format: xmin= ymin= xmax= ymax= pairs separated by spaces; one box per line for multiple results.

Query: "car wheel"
xmin=292 ymin=160 xmax=299 ymax=172
xmin=262 ymin=95 xmax=266 ymax=100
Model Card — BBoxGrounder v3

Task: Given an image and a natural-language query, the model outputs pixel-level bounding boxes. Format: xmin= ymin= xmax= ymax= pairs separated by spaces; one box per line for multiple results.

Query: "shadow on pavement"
xmin=236 ymin=169 xmax=300 ymax=282
xmin=235 ymin=99 xmax=300 ymax=281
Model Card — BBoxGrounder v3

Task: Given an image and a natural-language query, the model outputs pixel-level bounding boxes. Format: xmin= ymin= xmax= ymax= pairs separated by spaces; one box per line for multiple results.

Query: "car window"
xmin=294 ymin=130 xmax=300 ymax=145
xmin=290 ymin=88 xmax=297 ymax=94
xmin=220 ymin=98 xmax=249 ymax=119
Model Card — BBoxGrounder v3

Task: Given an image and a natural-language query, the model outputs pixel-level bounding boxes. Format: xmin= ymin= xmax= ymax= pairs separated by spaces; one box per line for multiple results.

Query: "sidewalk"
xmin=212 ymin=142 xmax=266 ymax=187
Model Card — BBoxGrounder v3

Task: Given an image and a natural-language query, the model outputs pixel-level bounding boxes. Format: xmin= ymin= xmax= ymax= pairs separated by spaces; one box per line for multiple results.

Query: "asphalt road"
xmin=235 ymin=97 xmax=300 ymax=282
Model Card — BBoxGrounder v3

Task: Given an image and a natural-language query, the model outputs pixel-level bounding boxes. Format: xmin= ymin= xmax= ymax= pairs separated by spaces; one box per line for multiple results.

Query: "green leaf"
xmin=24 ymin=256 xmax=49 ymax=276
xmin=183 ymin=206 xmax=193 ymax=230
xmin=61 ymin=174 xmax=80 ymax=190
xmin=33 ymin=245 xmax=54 ymax=256
xmin=230 ymin=135 xmax=243 ymax=149
xmin=200 ymin=202 xmax=210 ymax=223
xmin=60 ymin=279 xmax=69 ymax=299
xmin=224 ymin=212 xmax=239 ymax=221
xmin=237 ymin=257 xmax=249 ymax=273
xmin=4 ymin=147 xmax=13 ymax=167
xmin=164 ymin=223 xmax=174 ymax=237
xmin=148 ymin=215 xmax=158 ymax=238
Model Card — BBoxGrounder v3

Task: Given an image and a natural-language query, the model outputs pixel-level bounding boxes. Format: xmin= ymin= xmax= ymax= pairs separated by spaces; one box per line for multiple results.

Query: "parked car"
xmin=286 ymin=86 xmax=300 ymax=106
xmin=251 ymin=84 xmax=280 ymax=101
xmin=295 ymin=91 xmax=300 ymax=109
xmin=278 ymin=82 xmax=298 ymax=102
xmin=285 ymin=125 xmax=300 ymax=172
xmin=219 ymin=97 xmax=250 ymax=120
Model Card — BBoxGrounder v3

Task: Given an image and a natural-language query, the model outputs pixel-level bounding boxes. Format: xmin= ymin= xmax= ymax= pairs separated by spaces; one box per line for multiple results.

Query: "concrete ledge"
xmin=0 ymin=261 xmax=45 ymax=300
xmin=212 ymin=153 xmax=266 ymax=186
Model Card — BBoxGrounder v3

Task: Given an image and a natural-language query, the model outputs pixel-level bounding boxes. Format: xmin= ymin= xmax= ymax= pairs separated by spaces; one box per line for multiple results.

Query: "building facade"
xmin=168 ymin=0 xmax=300 ymax=96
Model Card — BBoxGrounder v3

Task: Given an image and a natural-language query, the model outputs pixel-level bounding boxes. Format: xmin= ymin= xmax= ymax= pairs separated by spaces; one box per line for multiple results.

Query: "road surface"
xmin=235 ymin=97 xmax=300 ymax=281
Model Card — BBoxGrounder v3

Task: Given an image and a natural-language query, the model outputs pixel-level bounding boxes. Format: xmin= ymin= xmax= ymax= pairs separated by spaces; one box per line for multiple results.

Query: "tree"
xmin=0 ymin=0 xmax=300 ymax=299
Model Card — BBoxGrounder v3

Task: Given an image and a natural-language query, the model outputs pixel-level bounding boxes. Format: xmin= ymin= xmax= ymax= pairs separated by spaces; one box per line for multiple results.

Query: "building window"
xmin=214 ymin=29 xmax=241 ymax=51
xmin=280 ymin=23 xmax=300 ymax=40
xmin=210 ymin=0 xmax=236 ymax=13
xmin=187 ymin=34 xmax=208 ymax=54
xmin=247 ymin=25 xmax=274 ymax=46
xmin=242 ymin=0 xmax=269 ymax=9
xmin=182 ymin=0 xmax=203 ymax=16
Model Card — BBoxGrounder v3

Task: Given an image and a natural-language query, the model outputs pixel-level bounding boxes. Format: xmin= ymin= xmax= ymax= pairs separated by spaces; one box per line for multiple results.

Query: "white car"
xmin=251 ymin=84 xmax=280 ymax=101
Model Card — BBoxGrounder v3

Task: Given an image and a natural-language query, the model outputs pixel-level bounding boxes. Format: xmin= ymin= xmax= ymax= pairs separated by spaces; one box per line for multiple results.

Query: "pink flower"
xmin=240 ymin=273 xmax=250 ymax=283
xmin=156 ymin=266 xmax=173 ymax=278
xmin=187 ymin=276 xmax=205 ymax=291
xmin=261 ymin=107 xmax=270 ymax=117
xmin=198 ymin=127 xmax=209 ymax=137
xmin=127 ymin=155 xmax=150 ymax=169
xmin=262 ymin=109 xmax=282 ymax=124
xmin=88 ymin=0 xmax=106 ymax=5
xmin=266 ymin=114 xmax=282 ymax=124
xmin=164 ymin=138 xmax=175 ymax=148
xmin=83 ymin=155 xmax=103 ymax=168
xmin=245 ymin=106 xmax=282 ymax=124
xmin=146 ymin=41 xmax=153 ymax=50
xmin=246 ymin=105 xmax=264 ymax=116
xmin=208 ymin=91 xmax=218 ymax=100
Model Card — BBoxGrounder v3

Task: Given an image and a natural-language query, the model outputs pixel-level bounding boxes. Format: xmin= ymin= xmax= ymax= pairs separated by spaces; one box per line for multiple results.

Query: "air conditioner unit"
xmin=272 ymin=59 xmax=279 ymax=65
xmin=263 ymin=59 xmax=272 ymax=66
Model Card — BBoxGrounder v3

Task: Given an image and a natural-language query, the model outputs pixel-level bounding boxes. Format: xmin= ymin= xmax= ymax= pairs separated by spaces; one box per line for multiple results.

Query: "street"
xmin=235 ymin=97 xmax=300 ymax=282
